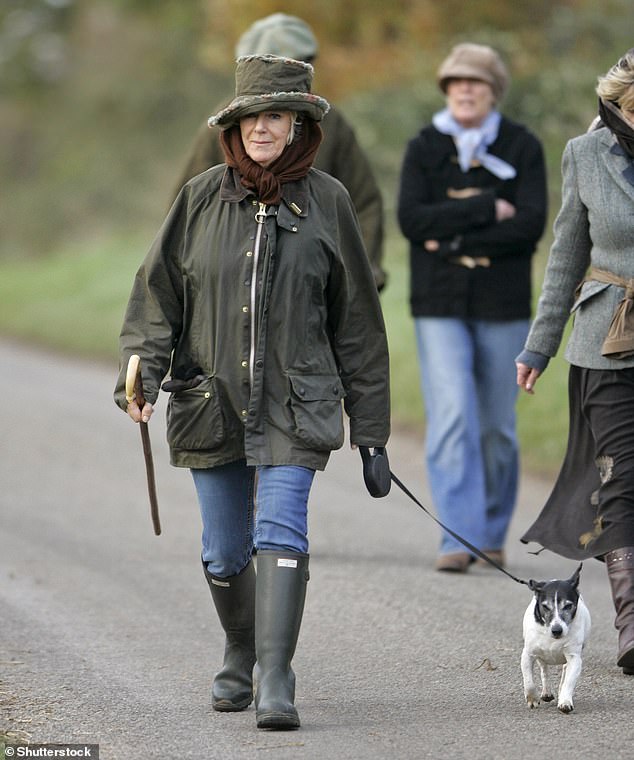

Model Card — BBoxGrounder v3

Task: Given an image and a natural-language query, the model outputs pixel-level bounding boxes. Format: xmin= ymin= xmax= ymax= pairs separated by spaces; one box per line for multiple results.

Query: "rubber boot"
xmin=254 ymin=550 xmax=309 ymax=729
xmin=606 ymin=547 xmax=634 ymax=675
xmin=202 ymin=559 xmax=256 ymax=710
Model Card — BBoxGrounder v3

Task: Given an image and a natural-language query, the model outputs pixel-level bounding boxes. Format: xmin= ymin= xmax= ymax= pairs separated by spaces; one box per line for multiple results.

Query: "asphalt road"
xmin=1 ymin=339 xmax=633 ymax=760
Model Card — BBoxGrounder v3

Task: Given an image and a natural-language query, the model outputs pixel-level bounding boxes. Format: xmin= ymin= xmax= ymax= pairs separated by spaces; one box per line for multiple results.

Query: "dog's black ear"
xmin=528 ymin=579 xmax=545 ymax=593
xmin=570 ymin=562 xmax=583 ymax=588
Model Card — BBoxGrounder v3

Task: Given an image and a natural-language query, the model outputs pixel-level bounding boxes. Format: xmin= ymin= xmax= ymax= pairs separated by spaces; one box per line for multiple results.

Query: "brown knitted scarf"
xmin=220 ymin=119 xmax=323 ymax=204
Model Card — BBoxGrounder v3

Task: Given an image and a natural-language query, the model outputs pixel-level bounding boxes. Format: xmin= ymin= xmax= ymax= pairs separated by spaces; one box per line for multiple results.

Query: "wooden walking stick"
xmin=125 ymin=354 xmax=161 ymax=536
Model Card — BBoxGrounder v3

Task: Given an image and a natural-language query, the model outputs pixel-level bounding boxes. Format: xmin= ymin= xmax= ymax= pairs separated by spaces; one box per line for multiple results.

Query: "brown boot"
xmin=606 ymin=547 xmax=634 ymax=675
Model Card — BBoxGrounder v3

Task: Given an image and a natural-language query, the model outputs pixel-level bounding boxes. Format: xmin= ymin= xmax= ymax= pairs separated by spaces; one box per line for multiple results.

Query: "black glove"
xmin=359 ymin=446 xmax=391 ymax=498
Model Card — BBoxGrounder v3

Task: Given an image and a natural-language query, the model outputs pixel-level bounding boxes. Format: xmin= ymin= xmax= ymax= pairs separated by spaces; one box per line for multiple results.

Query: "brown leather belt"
xmin=450 ymin=255 xmax=491 ymax=269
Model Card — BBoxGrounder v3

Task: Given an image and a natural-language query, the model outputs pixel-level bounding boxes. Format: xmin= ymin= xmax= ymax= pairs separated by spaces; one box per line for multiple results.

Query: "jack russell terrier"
xmin=521 ymin=564 xmax=591 ymax=714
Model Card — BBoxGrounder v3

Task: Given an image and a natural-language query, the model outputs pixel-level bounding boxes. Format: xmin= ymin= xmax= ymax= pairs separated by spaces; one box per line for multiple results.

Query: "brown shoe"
xmin=476 ymin=550 xmax=506 ymax=568
xmin=435 ymin=552 xmax=473 ymax=573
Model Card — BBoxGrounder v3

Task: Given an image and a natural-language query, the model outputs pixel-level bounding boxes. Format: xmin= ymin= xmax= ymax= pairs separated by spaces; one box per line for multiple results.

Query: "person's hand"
xmin=495 ymin=198 xmax=516 ymax=222
xmin=126 ymin=399 xmax=154 ymax=423
xmin=516 ymin=362 xmax=541 ymax=394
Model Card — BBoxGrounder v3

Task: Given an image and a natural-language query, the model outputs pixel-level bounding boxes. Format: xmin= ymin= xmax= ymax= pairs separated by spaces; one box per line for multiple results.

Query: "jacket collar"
xmin=220 ymin=166 xmax=309 ymax=218
xmin=598 ymin=128 xmax=634 ymax=196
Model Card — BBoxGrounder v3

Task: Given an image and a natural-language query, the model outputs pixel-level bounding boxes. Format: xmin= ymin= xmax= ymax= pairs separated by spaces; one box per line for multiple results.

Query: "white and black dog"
xmin=521 ymin=564 xmax=591 ymax=714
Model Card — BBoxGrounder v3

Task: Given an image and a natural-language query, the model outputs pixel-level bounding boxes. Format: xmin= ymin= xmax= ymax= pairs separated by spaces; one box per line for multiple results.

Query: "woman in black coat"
xmin=398 ymin=43 xmax=547 ymax=573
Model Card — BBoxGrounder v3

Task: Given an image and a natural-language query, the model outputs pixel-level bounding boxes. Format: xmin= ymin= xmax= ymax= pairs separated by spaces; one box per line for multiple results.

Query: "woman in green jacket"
xmin=114 ymin=55 xmax=390 ymax=730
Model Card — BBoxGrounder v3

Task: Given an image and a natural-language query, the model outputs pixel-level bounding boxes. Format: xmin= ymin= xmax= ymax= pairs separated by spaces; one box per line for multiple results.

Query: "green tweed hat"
xmin=208 ymin=55 xmax=330 ymax=129
xmin=235 ymin=13 xmax=318 ymax=61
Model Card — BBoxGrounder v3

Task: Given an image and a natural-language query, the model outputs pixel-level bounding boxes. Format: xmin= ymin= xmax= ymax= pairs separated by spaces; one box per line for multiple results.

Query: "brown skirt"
xmin=521 ymin=364 xmax=634 ymax=560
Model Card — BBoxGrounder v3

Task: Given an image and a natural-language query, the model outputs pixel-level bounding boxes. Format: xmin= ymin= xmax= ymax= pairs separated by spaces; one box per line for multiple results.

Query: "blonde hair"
xmin=596 ymin=49 xmax=634 ymax=109
xmin=286 ymin=111 xmax=303 ymax=145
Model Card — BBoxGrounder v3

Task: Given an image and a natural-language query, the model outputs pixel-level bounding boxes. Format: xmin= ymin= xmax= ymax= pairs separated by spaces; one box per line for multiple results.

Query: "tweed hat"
xmin=208 ymin=55 xmax=330 ymax=129
xmin=437 ymin=43 xmax=509 ymax=101
xmin=235 ymin=13 xmax=318 ymax=61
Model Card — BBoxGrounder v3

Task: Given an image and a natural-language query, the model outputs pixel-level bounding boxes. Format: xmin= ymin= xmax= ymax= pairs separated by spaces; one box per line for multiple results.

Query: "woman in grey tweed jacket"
xmin=516 ymin=50 xmax=634 ymax=676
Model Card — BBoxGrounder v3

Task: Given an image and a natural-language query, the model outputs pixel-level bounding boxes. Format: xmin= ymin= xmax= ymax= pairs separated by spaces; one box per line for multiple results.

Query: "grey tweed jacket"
xmin=526 ymin=127 xmax=634 ymax=370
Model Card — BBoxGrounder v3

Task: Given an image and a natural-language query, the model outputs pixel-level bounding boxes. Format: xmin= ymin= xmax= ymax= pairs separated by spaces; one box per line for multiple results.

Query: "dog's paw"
xmin=557 ymin=700 xmax=574 ymax=714
xmin=525 ymin=690 xmax=540 ymax=709
xmin=541 ymin=692 xmax=555 ymax=703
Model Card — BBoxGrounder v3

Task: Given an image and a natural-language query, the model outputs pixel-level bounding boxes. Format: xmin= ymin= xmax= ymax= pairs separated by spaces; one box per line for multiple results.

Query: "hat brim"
xmin=438 ymin=67 xmax=497 ymax=93
xmin=208 ymin=92 xmax=330 ymax=128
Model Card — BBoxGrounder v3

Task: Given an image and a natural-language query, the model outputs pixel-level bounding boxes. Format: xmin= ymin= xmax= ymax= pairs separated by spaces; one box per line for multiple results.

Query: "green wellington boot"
xmin=254 ymin=550 xmax=309 ymax=729
xmin=203 ymin=559 xmax=256 ymax=710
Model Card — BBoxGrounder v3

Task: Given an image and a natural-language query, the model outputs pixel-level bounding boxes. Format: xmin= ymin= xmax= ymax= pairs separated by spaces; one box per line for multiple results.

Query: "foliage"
xmin=0 ymin=0 xmax=76 ymax=94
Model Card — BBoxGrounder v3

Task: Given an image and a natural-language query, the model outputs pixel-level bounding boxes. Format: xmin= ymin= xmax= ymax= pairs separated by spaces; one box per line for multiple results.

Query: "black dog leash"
xmin=359 ymin=446 xmax=528 ymax=586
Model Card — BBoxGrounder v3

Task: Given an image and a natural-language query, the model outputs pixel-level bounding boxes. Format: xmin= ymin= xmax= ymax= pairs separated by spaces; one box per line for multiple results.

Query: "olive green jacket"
xmin=115 ymin=165 xmax=390 ymax=470
xmin=170 ymin=104 xmax=386 ymax=290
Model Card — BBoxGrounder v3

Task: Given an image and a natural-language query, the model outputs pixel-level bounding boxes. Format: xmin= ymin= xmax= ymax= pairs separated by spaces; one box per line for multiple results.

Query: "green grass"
xmin=0 ymin=231 xmax=569 ymax=478
xmin=0 ymin=235 xmax=145 ymax=360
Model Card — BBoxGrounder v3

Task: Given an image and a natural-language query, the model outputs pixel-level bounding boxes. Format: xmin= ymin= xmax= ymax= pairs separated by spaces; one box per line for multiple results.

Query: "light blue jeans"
xmin=414 ymin=317 xmax=529 ymax=556
xmin=191 ymin=461 xmax=315 ymax=578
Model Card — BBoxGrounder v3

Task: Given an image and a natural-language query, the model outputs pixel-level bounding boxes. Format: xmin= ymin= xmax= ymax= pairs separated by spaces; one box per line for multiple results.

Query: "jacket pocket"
xmin=166 ymin=376 xmax=225 ymax=450
xmin=570 ymin=280 xmax=610 ymax=313
xmin=288 ymin=373 xmax=346 ymax=451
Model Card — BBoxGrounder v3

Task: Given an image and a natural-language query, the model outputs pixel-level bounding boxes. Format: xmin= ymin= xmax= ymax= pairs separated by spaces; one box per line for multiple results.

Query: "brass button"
xmin=241 ymin=360 xmax=248 ymax=368
xmin=242 ymin=306 xmax=249 ymax=313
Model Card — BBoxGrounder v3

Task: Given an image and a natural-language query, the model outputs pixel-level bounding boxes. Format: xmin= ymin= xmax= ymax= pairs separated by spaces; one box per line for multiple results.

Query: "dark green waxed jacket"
xmin=114 ymin=164 xmax=390 ymax=470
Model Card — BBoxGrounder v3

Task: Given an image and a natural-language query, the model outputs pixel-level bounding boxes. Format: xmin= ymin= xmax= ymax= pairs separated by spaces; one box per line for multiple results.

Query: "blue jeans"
xmin=414 ymin=317 xmax=528 ymax=555
xmin=191 ymin=461 xmax=315 ymax=577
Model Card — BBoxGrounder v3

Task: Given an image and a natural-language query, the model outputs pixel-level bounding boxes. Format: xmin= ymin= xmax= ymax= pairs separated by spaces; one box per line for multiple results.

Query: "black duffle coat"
xmin=114 ymin=165 xmax=390 ymax=471
xmin=397 ymin=116 xmax=547 ymax=320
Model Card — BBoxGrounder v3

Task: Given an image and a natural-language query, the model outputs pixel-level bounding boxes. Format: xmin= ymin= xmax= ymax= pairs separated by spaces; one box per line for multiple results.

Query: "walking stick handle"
xmin=124 ymin=354 xmax=162 ymax=536
xmin=125 ymin=354 xmax=143 ymax=406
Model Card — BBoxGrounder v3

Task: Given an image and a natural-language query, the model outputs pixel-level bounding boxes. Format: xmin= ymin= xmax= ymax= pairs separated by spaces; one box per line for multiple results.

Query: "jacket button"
xmin=256 ymin=360 xmax=263 ymax=368
xmin=241 ymin=409 xmax=248 ymax=417
xmin=241 ymin=360 xmax=248 ymax=368
xmin=333 ymin=387 xmax=339 ymax=395
xmin=242 ymin=306 xmax=249 ymax=313
xmin=246 ymin=251 xmax=253 ymax=257
xmin=299 ymin=388 xmax=305 ymax=396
